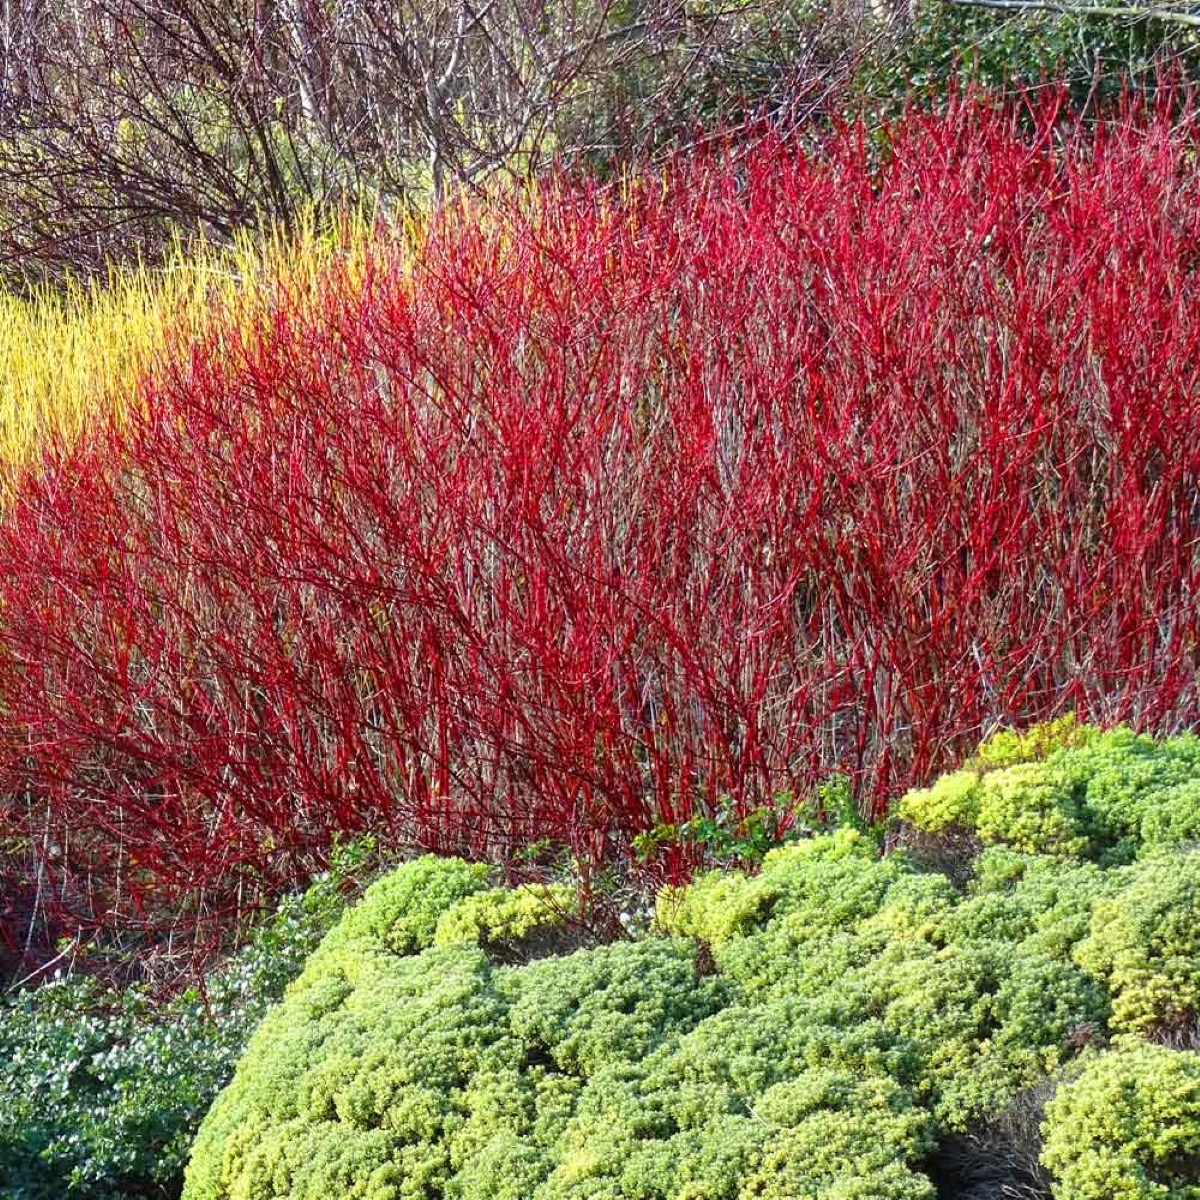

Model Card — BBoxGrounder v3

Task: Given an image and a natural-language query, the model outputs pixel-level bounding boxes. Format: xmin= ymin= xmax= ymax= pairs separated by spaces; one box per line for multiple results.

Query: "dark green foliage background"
xmin=0 ymin=845 xmax=372 ymax=1199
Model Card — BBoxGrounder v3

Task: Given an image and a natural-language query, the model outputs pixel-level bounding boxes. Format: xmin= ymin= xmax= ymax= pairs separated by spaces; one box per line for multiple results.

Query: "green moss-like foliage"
xmin=899 ymin=722 xmax=1200 ymax=860
xmin=188 ymin=725 xmax=1200 ymax=1200
xmin=1041 ymin=1041 xmax=1200 ymax=1200
xmin=316 ymin=855 xmax=492 ymax=959
xmin=186 ymin=851 xmax=940 ymax=1200
xmin=1073 ymin=851 xmax=1200 ymax=1035
xmin=896 ymin=769 xmax=983 ymax=835
xmin=970 ymin=714 xmax=1096 ymax=771
xmin=655 ymin=828 xmax=894 ymax=948
xmin=433 ymin=885 xmax=576 ymax=951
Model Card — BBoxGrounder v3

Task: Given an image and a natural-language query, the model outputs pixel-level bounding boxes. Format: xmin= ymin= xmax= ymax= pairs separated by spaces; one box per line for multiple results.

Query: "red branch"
xmin=2 ymin=93 xmax=1199 ymax=942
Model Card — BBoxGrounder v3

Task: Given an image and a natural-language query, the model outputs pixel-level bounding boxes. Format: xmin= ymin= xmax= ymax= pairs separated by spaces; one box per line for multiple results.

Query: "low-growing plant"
xmin=633 ymin=776 xmax=879 ymax=868
xmin=182 ymin=727 xmax=1200 ymax=1199
xmin=0 ymin=838 xmax=377 ymax=1199
xmin=899 ymin=725 xmax=1200 ymax=861
xmin=1041 ymin=1040 xmax=1200 ymax=1200
xmin=433 ymin=885 xmax=577 ymax=955
xmin=183 ymin=853 xmax=937 ymax=1200
xmin=1073 ymin=850 xmax=1200 ymax=1035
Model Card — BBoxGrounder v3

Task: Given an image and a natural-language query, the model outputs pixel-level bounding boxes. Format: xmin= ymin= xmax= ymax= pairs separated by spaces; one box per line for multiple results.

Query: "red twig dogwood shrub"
xmin=2 ymin=93 xmax=1199 ymax=940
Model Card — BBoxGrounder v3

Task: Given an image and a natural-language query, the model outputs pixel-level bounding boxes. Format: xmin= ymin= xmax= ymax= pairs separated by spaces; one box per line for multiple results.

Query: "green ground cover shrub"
xmin=899 ymin=721 xmax=1200 ymax=860
xmin=0 ymin=843 xmax=375 ymax=1199
xmin=1073 ymin=852 xmax=1200 ymax=1035
xmin=185 ymin=723 xmax=1200 ymax=1200
xmin=1042 ymin=1041 xmax=1200 ymax=1200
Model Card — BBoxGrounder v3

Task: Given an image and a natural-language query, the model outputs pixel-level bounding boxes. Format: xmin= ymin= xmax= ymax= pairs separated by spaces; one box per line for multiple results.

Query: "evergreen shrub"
xmin=186 ymin=724 xmax=1200 ymax=1199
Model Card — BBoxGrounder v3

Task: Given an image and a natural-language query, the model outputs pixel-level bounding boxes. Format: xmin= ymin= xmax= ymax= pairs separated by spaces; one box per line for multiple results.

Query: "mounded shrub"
xmin=1073 ymin=851 xmax=1200 ymax=1035
xmin=899 ymin=724 xmax=1200 ymax=861
xmin=183 ymin=730 xmax=1200 ymax=1200
xmin=184 ymin=852 xmax=942 ymax=1200
xmin=1041 ymin=1041 xmax=1200 ymax=1200
xmin=432 ymin=884 xmax=576 ymax=954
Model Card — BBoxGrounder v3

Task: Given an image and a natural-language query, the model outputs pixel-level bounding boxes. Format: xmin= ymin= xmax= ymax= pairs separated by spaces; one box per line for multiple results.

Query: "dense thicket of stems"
xmin=0 ymin=97 xmax=1196 ymax=955
xmin=0 ymin=0 xmax=865 ymax=280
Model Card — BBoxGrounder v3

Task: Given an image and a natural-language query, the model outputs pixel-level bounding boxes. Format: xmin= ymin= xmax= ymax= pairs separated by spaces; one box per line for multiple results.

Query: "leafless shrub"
xmin=1152 ymin=1011 xmax=1200 ymax=1052
xmin=0 ymin=0 xmax=874 ymax=281
xmin=888 ymin=821 xmax=984 ymax=888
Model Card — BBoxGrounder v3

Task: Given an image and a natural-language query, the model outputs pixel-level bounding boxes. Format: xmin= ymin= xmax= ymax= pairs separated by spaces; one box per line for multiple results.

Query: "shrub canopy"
xmin=5 ymin=99 xmax=1200 ymax=952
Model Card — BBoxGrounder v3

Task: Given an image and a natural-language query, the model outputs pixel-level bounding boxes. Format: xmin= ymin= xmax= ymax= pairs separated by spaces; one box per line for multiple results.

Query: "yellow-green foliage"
xmin=897 ymin=761 xmax=1090 ymax=857
xmin=654 ymin=828 xmax=889 ymax=948
xmin=1073 ymin=850 xmax=1200 ymax=1034
xmin=433 ymin=885 xmax=576 ymax=950
xmin=899 ymin=724 xmax=1200 ymax=859
xmin=895 ymin=716 xmax=1092 ymax=838
xmin=316 ymin=855 xmax=491 ymax=959
xmin=946 ymin=848 xmax=1125 ymax=959
xmin=185 ymin=849 xmax=941 ymax=1200
xmin=1041 ymin=1041 xmax=1200 ymax=1200
xmin=654 ymin=871 xmax=778 ymax=950
xmin=186 ymin=726 xmax=1200 ymax=1200
xmin=896 ymin=769 xmax=982 ymax=834
xmin=0 ymin=212 xmax=379 ymax=497
xmin=970 ymin=713 xmax=1095 ymax=770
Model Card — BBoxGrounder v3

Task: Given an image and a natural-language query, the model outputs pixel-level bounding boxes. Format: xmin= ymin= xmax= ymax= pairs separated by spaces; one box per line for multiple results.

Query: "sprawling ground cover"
xmin=0 ymin=843 xmax=370 ymax=1199
xmin=182 ymin=725 xmax=1200 ymax=1200
xmin=3 ymin=723 xmax=1197 ymax=1198
xmin=2 ymin=95 xmax=1199 ymax=949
